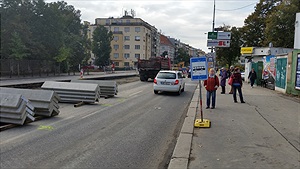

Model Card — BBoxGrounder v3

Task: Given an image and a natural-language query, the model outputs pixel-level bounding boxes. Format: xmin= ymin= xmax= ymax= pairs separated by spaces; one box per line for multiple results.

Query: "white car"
xmin=241 ymin=72 xmax=245 ymax=81
xmin=153 ymin=70 xmax=185 ymax=95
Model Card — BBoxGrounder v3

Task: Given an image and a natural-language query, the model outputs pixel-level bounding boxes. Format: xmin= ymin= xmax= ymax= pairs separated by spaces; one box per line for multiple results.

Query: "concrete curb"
xmin=168 ymin=85 xmax=199 ymax=169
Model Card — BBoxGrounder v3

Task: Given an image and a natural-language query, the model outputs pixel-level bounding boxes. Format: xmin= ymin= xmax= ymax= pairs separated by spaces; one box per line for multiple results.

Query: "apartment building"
xmin=159 ymin=34 xmax=175 ymax=62
xmin=87 ymin=14 xmax=158 ymax=68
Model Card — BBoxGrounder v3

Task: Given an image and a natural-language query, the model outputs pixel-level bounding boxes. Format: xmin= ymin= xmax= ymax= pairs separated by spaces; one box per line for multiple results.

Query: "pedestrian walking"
xmin=220 ymin=67 xmax=227 ymax=94
xmin=248 ymin=68 xmax=257 ymax=88
xmin=230 ymin=67 xmax=245 ymax=103
xmin=204 ymin=68 xmax=219 ymax=109
xmin=228 ymin=66 xmax=234 ymax=94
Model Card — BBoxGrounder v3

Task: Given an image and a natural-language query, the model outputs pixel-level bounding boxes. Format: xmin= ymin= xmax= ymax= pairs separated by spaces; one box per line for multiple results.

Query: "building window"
xmin=124 ymin=62 xmax=130 ymax=66
xmin=113 ymin=36 xmax=119 ymax=41
xmin=124 ymin=53 xmax=130 ymax=59
xmin=113 ymin=53 xmax=119 ymax=58
xmin=124 ymin=45 xmax=130 ymax=49
xmin=114 ymin=27 xmax=119 ymax=32
xmin=115 ymin=62 xmax=119 ymax=66
xmin=135 ymin=45 xmax=140 ymax=50
xmin=106 ymin=19 xmax=110 ymax=24
xmin=124 ymin=27 xmax=130 ymax=32
xmin=126 ymin=20 xmax=130 ymax=23
xmin=124 ymin=36 xmax=130 ymax=41
xmin=135 ymin=36 xmax=140 ymax=41
xmin=135 ymin=27 xmax=140 ymax=32
xmin=135 ymin=54 xmax=140 ymax=58
xmin=113 ymin=44 xmax=119 ymax=49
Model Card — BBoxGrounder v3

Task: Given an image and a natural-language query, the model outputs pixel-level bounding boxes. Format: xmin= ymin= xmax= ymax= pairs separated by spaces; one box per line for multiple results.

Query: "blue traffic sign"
xmin=190 ymin=57 xmax=208 ymax=81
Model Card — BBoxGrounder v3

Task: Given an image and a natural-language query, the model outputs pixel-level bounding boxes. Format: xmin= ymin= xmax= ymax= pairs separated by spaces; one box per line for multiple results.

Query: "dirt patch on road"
xmin=116 ymin=76 xmax=140 ymax=85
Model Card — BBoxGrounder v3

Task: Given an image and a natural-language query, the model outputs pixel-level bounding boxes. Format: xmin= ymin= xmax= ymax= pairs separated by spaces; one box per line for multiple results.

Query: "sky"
xmin=46 ymin=0 xmax=259 ymax=53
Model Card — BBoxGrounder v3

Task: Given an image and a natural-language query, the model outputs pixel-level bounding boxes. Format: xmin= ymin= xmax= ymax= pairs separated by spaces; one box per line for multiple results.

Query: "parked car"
xmin=188 ymin=69 xmax=191 ymax=78
xmin=241 ymin=72 xmax=245 ymax=81
xmin=153 ymin=70 xmax=185 ymax=95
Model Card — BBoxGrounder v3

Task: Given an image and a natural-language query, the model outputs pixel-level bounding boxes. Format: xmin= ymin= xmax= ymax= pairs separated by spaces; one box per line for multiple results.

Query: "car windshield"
xmin=157 ymin=72 xmax=176 ymax=79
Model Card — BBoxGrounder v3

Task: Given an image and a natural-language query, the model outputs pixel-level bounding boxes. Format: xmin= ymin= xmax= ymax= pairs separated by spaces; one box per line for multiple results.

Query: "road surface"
xmin=0 ymin=79 xmax=197 ymax=169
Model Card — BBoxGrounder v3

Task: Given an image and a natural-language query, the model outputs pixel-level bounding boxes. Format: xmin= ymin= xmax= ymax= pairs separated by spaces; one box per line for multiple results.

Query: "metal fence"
xmin=0 ymin=59 xmax=77 ymax=78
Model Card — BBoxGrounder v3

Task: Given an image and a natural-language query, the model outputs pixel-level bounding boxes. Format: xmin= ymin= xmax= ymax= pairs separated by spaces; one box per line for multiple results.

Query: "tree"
xmin=9 ymin=32 xmax=30 ymax=76
xmin=176 ymin=47 xmax=190 ymax=66
xmin=264 ymin=0 xmax=300 ymax=48
xmin=216 ymin=26 xmax=243 ymax=67
xmin=92 ymin=25 xmax=113 ymax=66
xmin=241 ymin=0 xmax=281 ymax=47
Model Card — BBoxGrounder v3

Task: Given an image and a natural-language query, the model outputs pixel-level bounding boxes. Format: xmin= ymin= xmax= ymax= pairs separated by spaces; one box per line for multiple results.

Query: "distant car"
xmin=153 ymin=70 xmax=185 ymax=95
xmin=241 ymin=72 xmax=245 ymax=81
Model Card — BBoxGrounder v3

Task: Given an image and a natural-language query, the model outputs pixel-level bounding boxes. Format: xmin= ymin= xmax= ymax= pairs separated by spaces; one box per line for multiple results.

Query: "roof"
xmin=160 ymin=35 xmax=174 ymax=47
xmin=159 ymin=70 xmax=179 ymax=73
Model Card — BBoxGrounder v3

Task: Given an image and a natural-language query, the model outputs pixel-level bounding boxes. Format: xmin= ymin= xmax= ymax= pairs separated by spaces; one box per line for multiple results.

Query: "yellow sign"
xmin=241 ymin=47 xmax=254 ymax=54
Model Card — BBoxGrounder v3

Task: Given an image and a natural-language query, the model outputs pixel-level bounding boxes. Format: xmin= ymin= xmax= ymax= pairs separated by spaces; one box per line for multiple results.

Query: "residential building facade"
xmin=159 ymin=34 xmax=175 ymax=63
xmin=87 ymin=15 xmax=156 ymax=68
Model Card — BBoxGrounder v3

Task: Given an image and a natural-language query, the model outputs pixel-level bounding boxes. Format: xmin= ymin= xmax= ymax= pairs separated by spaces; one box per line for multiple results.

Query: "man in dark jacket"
xmin=220 ymin=68 xmax=227 ymax=94
xmin=228 ymin=66 xmax=234 ymax=94
xmin=248 ymin=68 xmax=257 ymax=88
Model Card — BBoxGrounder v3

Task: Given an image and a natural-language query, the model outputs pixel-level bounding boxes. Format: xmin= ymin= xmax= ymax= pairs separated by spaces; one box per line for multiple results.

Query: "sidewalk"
xmin=188 ymin=83 xmax=300 ymax=169
xmin=0 ymin=71 xmax=138 ymax=87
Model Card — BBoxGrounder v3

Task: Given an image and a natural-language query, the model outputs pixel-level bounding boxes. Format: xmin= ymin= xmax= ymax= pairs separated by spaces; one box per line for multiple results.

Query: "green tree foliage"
xmin=92 ymin=25 xmax=113 ymax=66
xmin=1 ymin=0 xmax=90 ymax=72
xmin=241 ymin=0 xmax=299 ymax=48
xmin=241 ymin=0 xmax=281 ymax=47
xmin=216 ymin=26 xmax=243 ymax=67
xmin=264 ymin=0 xmax=300 ymax=48
xmin=176 ymin=47 xmax=190 ymax=66
xmin=9 ymin=32 xmax=30 ymax=60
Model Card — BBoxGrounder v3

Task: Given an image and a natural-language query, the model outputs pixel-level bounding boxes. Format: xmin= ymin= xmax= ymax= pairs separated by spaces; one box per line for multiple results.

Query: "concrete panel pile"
xmin=0 ymin=87 xmax=60 ymax=117
xmin=41 ymin=81 xmax=101 ymax=103
xmin=0 ymin=93 xmax=35 ymax=125
xmin=71 ymin=80 xmax=118 ymax=98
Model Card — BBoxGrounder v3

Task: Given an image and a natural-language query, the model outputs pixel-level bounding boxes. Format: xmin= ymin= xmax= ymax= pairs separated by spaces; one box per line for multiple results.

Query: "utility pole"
xmin=212 ymin=0 xmax=216 ymax=67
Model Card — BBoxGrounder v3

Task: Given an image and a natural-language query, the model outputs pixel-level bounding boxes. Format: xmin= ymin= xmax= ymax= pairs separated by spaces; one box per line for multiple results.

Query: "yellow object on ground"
xmin=194 ymin=119 xmax=211 ymax=128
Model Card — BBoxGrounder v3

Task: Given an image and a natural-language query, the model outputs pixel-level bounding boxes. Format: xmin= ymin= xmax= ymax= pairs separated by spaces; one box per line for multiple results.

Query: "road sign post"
xmin=190 ymin=57 xmax=211 ymax=128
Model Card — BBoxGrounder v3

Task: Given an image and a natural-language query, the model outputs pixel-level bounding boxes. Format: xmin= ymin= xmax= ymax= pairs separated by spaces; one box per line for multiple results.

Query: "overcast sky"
xmin=46 ymin=0 xmax=259 ymax=53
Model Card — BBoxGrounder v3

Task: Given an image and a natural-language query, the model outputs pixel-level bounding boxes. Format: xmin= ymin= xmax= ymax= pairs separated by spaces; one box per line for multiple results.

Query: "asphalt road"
xmin=0 ymin=79 xmax=197 ymax=169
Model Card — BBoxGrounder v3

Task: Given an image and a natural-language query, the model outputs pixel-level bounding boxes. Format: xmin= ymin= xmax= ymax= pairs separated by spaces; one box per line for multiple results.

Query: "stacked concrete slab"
xmin=0 ymin=87 xmax=60 ymax=117
xmin=41 ymin=81 xmax=100 ymax=103
xmin=0 ymin=93 xmax=35 ymax=125
xmin=71 ymin=79 xmax=118 ymax=98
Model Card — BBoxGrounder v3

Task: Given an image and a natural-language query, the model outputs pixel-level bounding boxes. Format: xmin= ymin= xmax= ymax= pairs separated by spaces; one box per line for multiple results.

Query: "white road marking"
xmin=81 ymin=112 xmax=97 ymax=119
xmin=129 ymin=90 xmax=143 ymax=97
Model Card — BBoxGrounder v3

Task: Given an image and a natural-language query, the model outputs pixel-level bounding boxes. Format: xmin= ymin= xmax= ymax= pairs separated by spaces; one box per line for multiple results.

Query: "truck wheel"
xmin=144 ymin=76 xmax=148 ymax=82
xmin=154 ymin=90 xmax=158 ymax=94
xmin=140 ymin=76 xmax=145 ymax=81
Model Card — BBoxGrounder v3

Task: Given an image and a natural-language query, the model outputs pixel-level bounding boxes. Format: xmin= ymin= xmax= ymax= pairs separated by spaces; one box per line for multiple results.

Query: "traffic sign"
xmin=217 ymin=32 xmax=231 ymax=40
xmin=207 ymin=32 xmax=231 ymax=40
xmin=208 ymin=32 xmax=218 ymax=39
xmin=190 ymin=57 xmax=208 ymax=81
xmin=207 ymin=40 xmax=230 ymax=47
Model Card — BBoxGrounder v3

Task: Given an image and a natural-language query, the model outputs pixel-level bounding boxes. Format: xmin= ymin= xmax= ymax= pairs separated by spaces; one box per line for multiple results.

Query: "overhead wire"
xmin=216 ymin=2 xmax=257 ymax=11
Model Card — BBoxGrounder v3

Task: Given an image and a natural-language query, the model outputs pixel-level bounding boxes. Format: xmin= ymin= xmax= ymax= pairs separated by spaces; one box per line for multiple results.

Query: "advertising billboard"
xmin=295 ymin=53 xmax=300 ymax=90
